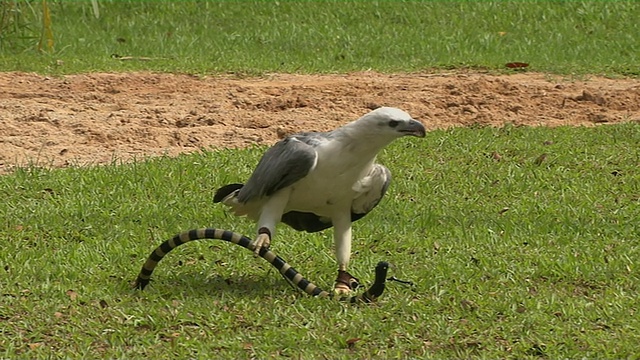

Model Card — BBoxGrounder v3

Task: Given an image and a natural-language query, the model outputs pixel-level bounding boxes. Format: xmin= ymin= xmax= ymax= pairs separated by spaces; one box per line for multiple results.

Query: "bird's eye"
xmin=389 ymin=120 xmax=399 ymax=128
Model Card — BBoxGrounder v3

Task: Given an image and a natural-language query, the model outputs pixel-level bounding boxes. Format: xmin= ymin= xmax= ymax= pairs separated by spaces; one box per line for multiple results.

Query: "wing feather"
xmin=351 ymin=164 xmax=391 ymax=218
xmin=237 ymin=136 xmax=318 ymax=203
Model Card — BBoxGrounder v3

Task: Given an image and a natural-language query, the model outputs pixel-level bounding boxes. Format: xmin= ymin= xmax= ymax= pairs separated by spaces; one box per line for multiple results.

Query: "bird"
xmin=213 ymin=107 xmax=425 ymax=294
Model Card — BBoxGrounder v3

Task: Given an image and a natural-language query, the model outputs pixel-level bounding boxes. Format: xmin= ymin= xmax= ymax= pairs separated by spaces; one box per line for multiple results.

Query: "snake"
xmin=133 ymin=228 xmax=389 ymax=303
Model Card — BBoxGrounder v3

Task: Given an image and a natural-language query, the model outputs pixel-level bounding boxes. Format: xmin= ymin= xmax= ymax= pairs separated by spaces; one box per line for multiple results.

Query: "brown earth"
xmin=1 ymin=71 xmax=638 ymax=174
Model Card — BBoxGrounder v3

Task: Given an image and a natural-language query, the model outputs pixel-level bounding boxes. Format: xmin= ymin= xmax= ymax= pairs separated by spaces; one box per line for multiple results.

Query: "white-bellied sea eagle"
xmin=214 ymin=107 xmax=425 ymax=293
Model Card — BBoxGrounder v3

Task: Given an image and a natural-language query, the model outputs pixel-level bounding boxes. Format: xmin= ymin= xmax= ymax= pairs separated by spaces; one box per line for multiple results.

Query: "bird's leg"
xmin=336 ymin=266 xmax=360 ymax=293
xmin=254 ymin=189 xmax=290 ymax=256
xmin=332 ymin=215 xmax=359 ymax=294
xmin=253 ymin=227 xmax=271 ymax=255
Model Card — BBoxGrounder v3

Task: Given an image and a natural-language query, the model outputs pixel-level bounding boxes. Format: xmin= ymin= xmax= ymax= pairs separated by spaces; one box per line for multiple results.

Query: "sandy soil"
xmin=1 ymin=71 xmax=638 ymax=174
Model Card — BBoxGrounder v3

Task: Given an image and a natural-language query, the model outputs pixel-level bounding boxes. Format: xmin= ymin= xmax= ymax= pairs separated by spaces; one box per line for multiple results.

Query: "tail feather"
xmin=213 ymin=183 xmax=243 ymax=203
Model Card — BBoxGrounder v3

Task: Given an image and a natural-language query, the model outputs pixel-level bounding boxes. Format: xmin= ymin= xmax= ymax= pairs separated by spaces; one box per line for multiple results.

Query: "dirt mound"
xmin=1 ymin=71 xmax=638 ymax=174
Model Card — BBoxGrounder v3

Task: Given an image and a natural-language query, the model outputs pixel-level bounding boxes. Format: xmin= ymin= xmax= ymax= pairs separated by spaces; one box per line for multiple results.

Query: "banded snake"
xmin=134 ymin=228 xmax=389 ymax=303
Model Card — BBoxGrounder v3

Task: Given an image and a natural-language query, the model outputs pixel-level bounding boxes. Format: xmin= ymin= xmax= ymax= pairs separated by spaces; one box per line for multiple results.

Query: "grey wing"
xmin=237 ymin=137 xmax=318 ymax=203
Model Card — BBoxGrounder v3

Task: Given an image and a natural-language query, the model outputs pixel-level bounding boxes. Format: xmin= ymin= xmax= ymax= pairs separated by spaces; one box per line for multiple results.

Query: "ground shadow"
xmin=127 ymin=270 xmax=333 ymax=300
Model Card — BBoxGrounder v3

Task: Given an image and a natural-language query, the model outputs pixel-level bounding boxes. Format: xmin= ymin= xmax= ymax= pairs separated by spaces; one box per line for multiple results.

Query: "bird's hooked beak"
xmin=399 ymin=119 xmax=426 ymax=138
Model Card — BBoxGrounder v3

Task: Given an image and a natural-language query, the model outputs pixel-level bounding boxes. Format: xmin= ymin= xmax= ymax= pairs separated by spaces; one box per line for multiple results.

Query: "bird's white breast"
xmin=284 ymin=140 xmax=375 ymax=216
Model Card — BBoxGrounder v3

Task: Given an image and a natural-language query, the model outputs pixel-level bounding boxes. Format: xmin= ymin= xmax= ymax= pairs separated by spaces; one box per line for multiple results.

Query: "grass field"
xmin=1 ymin=1 xmax=640 ymax=358
xmin=2 ymin=124 xmax=639 ymax=358
xmin=1 ymin=1 xmax=638 ymax=75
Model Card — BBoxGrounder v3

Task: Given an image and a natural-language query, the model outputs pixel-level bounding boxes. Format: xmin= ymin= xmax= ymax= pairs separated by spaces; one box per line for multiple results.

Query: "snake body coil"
xmin=134 ymin=228 xmax=388 ymax=303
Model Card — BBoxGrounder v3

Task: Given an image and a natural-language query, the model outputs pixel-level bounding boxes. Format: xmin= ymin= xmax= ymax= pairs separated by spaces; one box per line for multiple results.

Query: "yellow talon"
xmin=335 ymin=269 xmax=359 ymax=294
xmin=334 ymin=282 xmax=352 ymax=295
xmin=252 ymin=233 xmax=271 ymax=256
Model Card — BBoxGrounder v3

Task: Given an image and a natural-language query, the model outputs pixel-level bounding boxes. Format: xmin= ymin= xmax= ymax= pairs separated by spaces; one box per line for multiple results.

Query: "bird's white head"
xmin=347 ymin=107 xmax=426 ymax=140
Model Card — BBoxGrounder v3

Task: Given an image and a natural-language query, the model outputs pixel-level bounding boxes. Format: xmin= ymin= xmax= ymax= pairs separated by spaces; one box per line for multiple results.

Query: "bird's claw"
xmin=252 ymin=233 xmax=271 ymax=257
xmin=334 ymin=270 xmax=360 ymax=294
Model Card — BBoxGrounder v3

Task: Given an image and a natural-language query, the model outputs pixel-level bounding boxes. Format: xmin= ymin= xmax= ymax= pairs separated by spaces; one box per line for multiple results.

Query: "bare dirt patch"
xmin=1 ymin=71 xmax=638 ymax=174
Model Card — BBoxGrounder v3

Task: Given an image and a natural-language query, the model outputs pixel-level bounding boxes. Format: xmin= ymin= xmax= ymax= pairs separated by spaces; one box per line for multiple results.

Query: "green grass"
xmin=1 ymin=0 xmax=639 ymax=358
xmin=1 ymin=123 xmax=639 ymax=358
xmin=1 ymin=0 xmax=638 ymax=76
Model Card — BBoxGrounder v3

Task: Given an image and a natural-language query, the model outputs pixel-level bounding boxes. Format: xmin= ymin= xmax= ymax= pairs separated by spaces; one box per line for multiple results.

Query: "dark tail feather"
xmin=213 ymin=183 xmax=243 ymax=203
